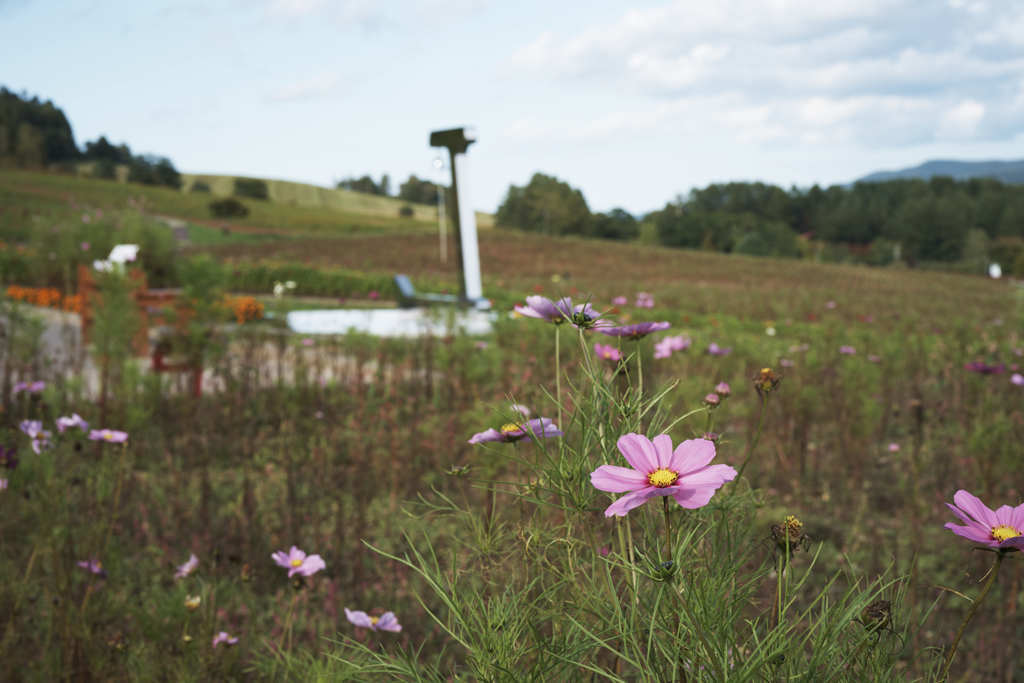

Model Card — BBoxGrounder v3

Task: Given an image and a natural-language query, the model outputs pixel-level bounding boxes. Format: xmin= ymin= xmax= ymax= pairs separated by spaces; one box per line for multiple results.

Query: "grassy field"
xmin=1 ymin=168 xmax=1023 ymax=680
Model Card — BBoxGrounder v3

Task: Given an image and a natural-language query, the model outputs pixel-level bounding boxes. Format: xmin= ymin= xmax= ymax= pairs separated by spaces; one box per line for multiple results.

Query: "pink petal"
xmin=944 ymin=522 xmax=994 ymax=545
xmin=591 ymin=465 xmax=647 ymax=493
xmin=651 ymin=434 xmax=674 ymax=468
xmin=672 ymin=486 xmax=719 ymax=509
xmin=668 ymin=438 xmax=716 ymax=475
xmin=945 ymin=503 xmax=992 ymax=537
xmin=617 ymin=433 xmax=658 ymax=473
xmin=603 ymin=486 xmax=661 ymax=517
xmin=300 ymin=554 xmax=326 ymax=575
xmin=677 ymin=464 xmax=737 ymax=489
xmin=953 ymin=490 xmax=999 ymax=527
xmin=994 ymin=505 xmax=1015 ymax=526
xmin=1012 ymin=502 xmax=1024 ymax=531
xmin=469 ymin=429 xmax=503 ymax=444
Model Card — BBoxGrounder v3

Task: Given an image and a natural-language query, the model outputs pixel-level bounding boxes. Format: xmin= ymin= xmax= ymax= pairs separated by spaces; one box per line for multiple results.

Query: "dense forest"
xmin=496 ymin=173 xmax=1024 ymax=274
xmin=0 ymin=87 xmax=180 ymax=188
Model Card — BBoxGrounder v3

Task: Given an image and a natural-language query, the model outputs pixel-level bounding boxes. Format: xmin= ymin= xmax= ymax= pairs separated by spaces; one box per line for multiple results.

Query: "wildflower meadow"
xmin=1 ymin=191 xmax=1023 ymax=680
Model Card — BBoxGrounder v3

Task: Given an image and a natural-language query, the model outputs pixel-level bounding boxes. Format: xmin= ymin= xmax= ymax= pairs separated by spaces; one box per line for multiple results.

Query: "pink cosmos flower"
xmin=654 ymin=335 xmax=691 ymax=359
xmin=635 ymin=292 xmax=654 ymax=308
xmin=590 ymin=434 xmax=737 ymax=517
xmin=825 ymin=300 xmax=837 ymax=309
xmin=89 ymin=429 xmax=128 ymax=443
xmin=368 ymin=290 xmax=380 ymax=300
xmin=212 ymin=631 xmax=239 ymax=647
xmin=468 ymin=416 xmax=562 ymax=444
xmin=271 ymin=546 xmax=326 ymax=577
xmin=345 ymin=608 xmax=402 ymax=632
xmin=887 ymin=443 xmax=900 ymax=453
xmin=779 ymin=358 xmax=795 ymax=368
xmin=944 ymin=490 xmax=1024 ymax=551
xmin=839 ymin=346 xmax=856 ymax=355
xmin=77 ymin=558 xmax=107 ymax=577
xmin=612 ymin=296 xmax=628 ymax=306
xmin=1010 ymin=373 xmax=1023 ymax=386
xmin=599 ymin=321 xmax=670 ymax=340
xmin=594 ymin=343 xmax=623 ymax=362
xmin=56 ymin=413 xmax=89 ymax=433
xmin=19 ymin=420 xmax=50 ymax=454
xmin=0 ymin=479 xmax=7 ymax=491
xmin=514 ymin=296 xmax=604 ymax=329
xmin=13 ymin=381 xmax=45 ymax=395
xmin=301 ymin=338 xmax=314 ymax=347
xmin=175 ymin=553 xmax=199 ymax=579
xmin=707 ymin=343 xmax=732 ymax=357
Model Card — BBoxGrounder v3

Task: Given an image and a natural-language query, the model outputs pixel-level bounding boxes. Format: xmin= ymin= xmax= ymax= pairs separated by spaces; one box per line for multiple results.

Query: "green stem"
xmin=939 ymin=552 xmax=1004 ymax=682
xmin=283 ymin=590 xmax=300 ymax=651
xmin=555 ymin=324 xmax=562 ymax=429
xmin=636 ymin=341 xmax=643 ymax=398
xmin=662 ymin=496 xmax=673 ymax=558
xmin=734 ymin=392 xmax=768 ymax=485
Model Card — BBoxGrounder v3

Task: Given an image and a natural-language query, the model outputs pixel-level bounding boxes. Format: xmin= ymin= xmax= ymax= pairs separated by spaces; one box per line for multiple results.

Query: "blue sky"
xmin=3 ymin=0 xmax=1024 ymax=214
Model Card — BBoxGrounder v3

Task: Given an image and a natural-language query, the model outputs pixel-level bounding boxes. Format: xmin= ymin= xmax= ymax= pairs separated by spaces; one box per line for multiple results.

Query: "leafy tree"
xmin=398 ymin=175 xmax=441 ymax=205
xmin=496 ymin=173 xmax=592 ymax=236
xmin=336 ymin=174 xmax=390 ymax=196
xmin=588 ymin=208 xmax=639 ymax=240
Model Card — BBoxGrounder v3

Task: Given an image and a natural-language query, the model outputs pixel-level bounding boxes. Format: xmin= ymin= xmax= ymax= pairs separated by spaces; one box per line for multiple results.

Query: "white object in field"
xmin=108 ymin=244 xmax=140 ymax=263
xmin=287 ymin=308 xmax=494 ymax=337
xmin=988 ymin=263 xmax=1001 ymax=279
xmin=453 ymin=153 xmax=482 ymax=301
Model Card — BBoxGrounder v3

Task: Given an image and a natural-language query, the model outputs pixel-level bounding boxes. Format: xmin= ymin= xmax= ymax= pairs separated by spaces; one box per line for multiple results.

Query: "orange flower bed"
xmin=5 ymin=285 xmax=84 ymax=313
xmin=225 ymin=295 xmax=264 ymax=324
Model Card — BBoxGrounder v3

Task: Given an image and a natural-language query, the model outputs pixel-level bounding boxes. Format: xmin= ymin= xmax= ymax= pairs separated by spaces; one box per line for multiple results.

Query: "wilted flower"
xmin=593 ymin=343 xmax=623 ymax=362
xmin=654 ymin=335 xmax=691 ymax=359
xmin=839 ymin=345 xmax=856 ymax=355
xmin=0 ymin=445 xmax=17 ymax=470
xmin=175 ymin=553 xmax=199 ymax=579
xmin=77 ymin=558 xmax=107 ymax=577
xmin=707 ymin=343 xmax=732 ymax=356
xmin=88 ymin=429 xmax=128 ymax=443
xmin=701 ymin=431 xmax=720 ymax=443
xmin=753 ymin=367 xmax=782 ymax=396
xmin=212 ymin=631 xmax=238 ymax=647
xmin=703 ymin=393 xmax=720 ymax=407
xmin=944 ymin=490 xmax=1024 ymax=551
xmin=272 ymin=546 xmax=326 ymax=577
xmin=599 ymin=321 xmax=670 ymax=340
xmin=345 ymin=608 xmax=402 ymax=632
xmin=56 ymin=413 xmax=89 ymax=433
xmin=19 ymin=420 xmax=50 ymax=454
xmin=184 ymin=595 xmax=201 ymax=611
xmin=771 ymin=515 xmax=808 ymax=553
xmin=635 ymin=292 xmax=654 ymax=308
xmin=590 ymin=433 xmax=736 ymax=517
xmin=859 ymin=599 xmax=893 ymax=634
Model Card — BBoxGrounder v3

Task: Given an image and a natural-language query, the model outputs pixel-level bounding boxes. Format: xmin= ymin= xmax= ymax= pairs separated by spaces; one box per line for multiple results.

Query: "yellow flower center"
xmin=104 ymin=432 xmax=115 ymax=440
xmin=500 ymin=423 xmax=522 ymax=435
xmin=370 ymin=616 xmax=380 ymax=625
xmin=648 ymin=468 xmax=678 ymax=488
xmin=761 ymin=367 xmax=771 ymax=374
xmin=991 ymin=525 xmax=1021 ymax=543
xmin=290 ymin=558 xmax=303 ymax=568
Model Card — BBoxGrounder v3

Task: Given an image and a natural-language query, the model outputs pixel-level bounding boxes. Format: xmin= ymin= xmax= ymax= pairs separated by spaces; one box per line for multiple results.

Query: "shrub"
xmin=234 ymin=178 xmax=269 ymax=200
xmin=209 ymin=198 xmax=250 ymax=219
xmin=398 ymin=205 xmax=415 ymax=218
xmin=190 ymin=180 xmax=211 ymax=193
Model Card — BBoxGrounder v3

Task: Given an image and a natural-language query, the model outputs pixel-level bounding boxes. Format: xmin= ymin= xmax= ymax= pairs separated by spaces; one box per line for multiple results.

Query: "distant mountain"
xmin=857 ymin=159 xmax=1024 ymax=184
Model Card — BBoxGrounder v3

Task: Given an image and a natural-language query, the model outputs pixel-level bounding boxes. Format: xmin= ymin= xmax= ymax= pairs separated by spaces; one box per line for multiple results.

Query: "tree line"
xmin=335 ymin=173 xmax=442 ymax=206
xmin=494 ymin=172 xmax=1024 ymax=274
xmin=0 ymin=87 xmax=181 ymax=189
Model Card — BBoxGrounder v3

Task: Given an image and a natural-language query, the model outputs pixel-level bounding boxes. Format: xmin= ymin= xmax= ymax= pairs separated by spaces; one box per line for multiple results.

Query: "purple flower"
xmin=635 ymin=292 xmax=654 ymax=308
xmin=468 ymin=417 xmax=562 ymax=444
xmin=590 ymin=434 xmax=737 ymax=517
xmin=839 ymin=345 xmax=856 ymax=355
xmin=612 ymin=296 xmax=628 ymax=306
xmin=271 ymin=546 xmax=326 ymax=577
xmin=944 ymin=490 xmax=1024 ymax=551
xmin=77 ymin=558 xmax=107 ymax=577
xmin=887 ymin=442 xmax=900 ymax=453
xmin=654 ymin=335 xmax=691 ymax=359
xmin=56 ymin=413 xmax=89 ymax=434
xmin=88 ymin=429 xmax=128 ymax=443
xmin=703 ymin=393 xmax=720 ymax=407
xmin=345 ymin=608 xmax=402 ymax=632
xmin=594 ymin=343 xmax=622 ymax=361
xmin=714 ymin=382 xmax=731 ymax=398
xmin=212 ymin=631 xmax=239 ymax=648
xmin=301 ymin=338 xmax=314 ymax=347
xmin=965 ymin=361 xmax=1005 ymax=375
xmin=706 ymin=343 xmax=732 ymax=357
xmin=80 ymin=241 xmax=90 ymax=251
xmin=175 ymin=553 xmax=199 ymax=579
xmin=1012 ymin=373 xmax=1023 ymax=386
xmin=599 ymin=321 xmax=670 ymax=340
xmin=0 ymin=445 xmax=17 ymax=470
xmin=12 ymin=380 xmax=45 ymax=395
xmin=514 ymin=296 xmax=604 ymax=329
xmin=19 ymin=420 xmax=50 ymax=454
